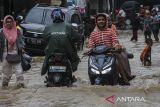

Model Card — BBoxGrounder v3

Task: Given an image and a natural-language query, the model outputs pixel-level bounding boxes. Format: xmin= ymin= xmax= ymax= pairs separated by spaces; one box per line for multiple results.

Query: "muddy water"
xmin=0 ymin=31 xmax=160 ymax=107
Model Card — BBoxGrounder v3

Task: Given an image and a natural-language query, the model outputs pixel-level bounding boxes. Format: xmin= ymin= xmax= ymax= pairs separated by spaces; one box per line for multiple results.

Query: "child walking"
xmin=140 ymin=38 xmax=153 ymax=66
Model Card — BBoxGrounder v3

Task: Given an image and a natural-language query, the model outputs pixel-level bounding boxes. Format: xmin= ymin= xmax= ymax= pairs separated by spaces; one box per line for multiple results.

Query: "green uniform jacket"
xmin=41 ymin=22 xmax=81 ymax=75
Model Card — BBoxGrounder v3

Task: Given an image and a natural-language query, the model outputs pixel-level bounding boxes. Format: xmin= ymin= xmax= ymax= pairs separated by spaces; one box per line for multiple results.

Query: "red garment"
xmin=140 ymin=46 xmax=151 ymax=62
xmin=111 ymin=24 xmax=118 ymax=36
xmin=3 ymin=15 xmax=17 ymax=47
xmin=88 ymin=28 xmax=119 ymax=48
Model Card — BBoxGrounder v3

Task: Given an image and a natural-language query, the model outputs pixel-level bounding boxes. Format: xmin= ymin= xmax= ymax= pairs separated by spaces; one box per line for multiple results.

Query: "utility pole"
xmin=98 ymin=0 xmax=103 ymax=12
xmin=0 ymin=0 xmax=3 ymax=19
xmin=112 ymin=0 xmax=115 ymax=20
xmin=9 ymin=0 xmax=11 ymax=14
xmin=107 ymin=0 xmax=110 ymax=14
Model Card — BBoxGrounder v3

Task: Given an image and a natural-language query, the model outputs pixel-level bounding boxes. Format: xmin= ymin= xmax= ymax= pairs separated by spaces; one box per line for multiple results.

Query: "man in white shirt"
xmin=118 ymin=8 xmax=126 ymax=17
xmin=117 ymin=8 xmax=126 ymax=25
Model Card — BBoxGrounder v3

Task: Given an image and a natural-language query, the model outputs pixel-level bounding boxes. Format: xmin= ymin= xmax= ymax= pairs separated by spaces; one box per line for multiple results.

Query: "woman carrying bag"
xmin=0 ymin=15 xmax=25 ymax=89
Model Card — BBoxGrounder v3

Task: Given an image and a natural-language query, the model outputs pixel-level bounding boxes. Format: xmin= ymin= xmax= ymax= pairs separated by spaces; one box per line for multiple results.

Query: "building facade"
xmin=0 ymin=0 xmax=51 ymax=19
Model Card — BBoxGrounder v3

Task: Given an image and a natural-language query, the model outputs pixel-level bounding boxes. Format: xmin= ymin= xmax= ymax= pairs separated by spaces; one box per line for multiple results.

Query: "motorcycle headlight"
xmin=91 ymin=68 xmax=100 ymax=74
xmin=101 ymin=67 xmax=111 ymax=74
xmin=103 ymin=60 xmax=113 ymax=70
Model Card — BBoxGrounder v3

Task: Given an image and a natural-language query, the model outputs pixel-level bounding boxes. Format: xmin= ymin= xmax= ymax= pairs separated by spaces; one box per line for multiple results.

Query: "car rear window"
xmin=44 ymin=9 xmax=53 ymax=25
xmin=25 ymin=8 xmax=44 ymax=24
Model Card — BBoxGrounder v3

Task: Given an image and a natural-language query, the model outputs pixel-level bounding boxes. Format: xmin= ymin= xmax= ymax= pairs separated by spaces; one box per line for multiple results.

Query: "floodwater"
xmin=0 ymin=30 xmax=160 ymax=107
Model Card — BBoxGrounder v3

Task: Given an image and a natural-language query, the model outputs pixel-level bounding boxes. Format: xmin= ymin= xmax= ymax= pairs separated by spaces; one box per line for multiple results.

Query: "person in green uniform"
xmin=41 ymin=8 xmax=81 ymax=81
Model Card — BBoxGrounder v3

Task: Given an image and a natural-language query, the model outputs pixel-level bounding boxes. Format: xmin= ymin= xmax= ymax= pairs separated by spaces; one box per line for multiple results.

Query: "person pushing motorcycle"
xmin=87 ymin=13 xmax=135 ymax=85
xmin=41 ymin=8 xmax=81 ymax=82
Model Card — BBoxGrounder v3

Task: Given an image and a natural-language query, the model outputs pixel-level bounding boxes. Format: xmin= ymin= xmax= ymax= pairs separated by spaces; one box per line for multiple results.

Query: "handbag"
xmin=6 ymin=54 xmax=21 ymax=63
xmin=21 ymin=53 xmax=32 ymax=71
xmin=6 ymin=41 xmax=21 ymax=63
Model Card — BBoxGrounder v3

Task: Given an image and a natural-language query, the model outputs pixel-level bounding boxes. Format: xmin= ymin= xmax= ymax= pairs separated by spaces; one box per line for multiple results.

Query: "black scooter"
xmin=84 ymin=45 xmax=133 ymax=85
xmin=45 ymin=53 xmax=73 ymax=87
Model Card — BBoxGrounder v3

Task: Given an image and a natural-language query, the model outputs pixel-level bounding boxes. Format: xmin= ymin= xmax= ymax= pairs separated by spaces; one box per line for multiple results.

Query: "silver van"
xmin=20 ymin=5 xmax=84 ymax=55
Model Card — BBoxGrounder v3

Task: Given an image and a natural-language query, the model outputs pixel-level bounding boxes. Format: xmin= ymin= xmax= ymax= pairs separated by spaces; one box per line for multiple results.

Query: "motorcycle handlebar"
xmin=82 ymin=48 xmax=124 ymax=57
xmin=110 ymin=48 xmax=124 ymax=53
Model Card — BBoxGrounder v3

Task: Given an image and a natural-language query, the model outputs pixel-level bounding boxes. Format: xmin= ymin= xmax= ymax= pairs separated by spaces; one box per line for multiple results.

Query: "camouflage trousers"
xmin=2 ymin=53 xmax=24 ymax=85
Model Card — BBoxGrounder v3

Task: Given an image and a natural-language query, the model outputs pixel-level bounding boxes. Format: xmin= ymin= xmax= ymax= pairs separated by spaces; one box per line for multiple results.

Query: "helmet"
xmin=16 ymin=15 xmax=23 ymax=24
xmin=51 ymin=8 xmax=65 ymax=22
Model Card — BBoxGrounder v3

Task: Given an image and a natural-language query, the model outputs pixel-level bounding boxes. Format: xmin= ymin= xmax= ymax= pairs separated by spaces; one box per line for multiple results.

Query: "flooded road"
xmin=0 ymin=30 xmax=160 ymax=107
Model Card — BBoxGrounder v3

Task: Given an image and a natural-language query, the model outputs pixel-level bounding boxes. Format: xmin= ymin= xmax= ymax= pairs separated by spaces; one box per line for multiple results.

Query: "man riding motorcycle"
xmin=116 ymin=8 xmax=126 ymax=28
xmin=41 ymin=8 xmax=81 ymax=81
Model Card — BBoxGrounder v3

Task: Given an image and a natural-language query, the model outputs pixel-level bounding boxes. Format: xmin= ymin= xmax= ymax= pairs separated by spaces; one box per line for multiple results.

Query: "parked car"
xmin=20 ymin=5 xmax=84 ymax=56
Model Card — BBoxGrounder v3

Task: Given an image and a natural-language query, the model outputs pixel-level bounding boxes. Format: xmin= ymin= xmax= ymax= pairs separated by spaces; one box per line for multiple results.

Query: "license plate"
xmin=26 ymin=38 xmax=42 ymax=45
xmin=49 ymin=66 xmax=66 ymax=72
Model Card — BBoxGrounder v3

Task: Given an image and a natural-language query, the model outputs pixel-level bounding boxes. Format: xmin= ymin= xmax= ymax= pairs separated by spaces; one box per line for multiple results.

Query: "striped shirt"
xmin=88 ymin=28 xmax=119 ymax=48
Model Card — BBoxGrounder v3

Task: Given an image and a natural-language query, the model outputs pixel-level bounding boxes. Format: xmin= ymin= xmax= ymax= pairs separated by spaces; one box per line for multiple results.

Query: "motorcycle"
xmin=45 ymin=53 xmax=73 ymax=87
xmin=83 ymin=45 xmax=133 ymax=85
xmin=116 ymin=18 xmax=132 ymax=30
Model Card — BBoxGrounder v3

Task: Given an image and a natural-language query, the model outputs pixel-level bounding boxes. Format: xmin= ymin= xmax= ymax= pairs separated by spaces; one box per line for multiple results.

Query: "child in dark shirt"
xmin=140 ymin=38 xmax=153 ymax=66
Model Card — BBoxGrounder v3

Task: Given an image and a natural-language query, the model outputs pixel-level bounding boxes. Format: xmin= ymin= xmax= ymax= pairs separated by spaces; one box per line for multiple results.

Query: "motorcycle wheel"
xmin=88 ymin=73 xmax=95 ymax=85
xmin=66 ymin=72 xmax=73 ymax=87
xmin=46 ymin=73 xmax=54 ymax=87
xmin=90 ymin=77 xmax=95 ymax=85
